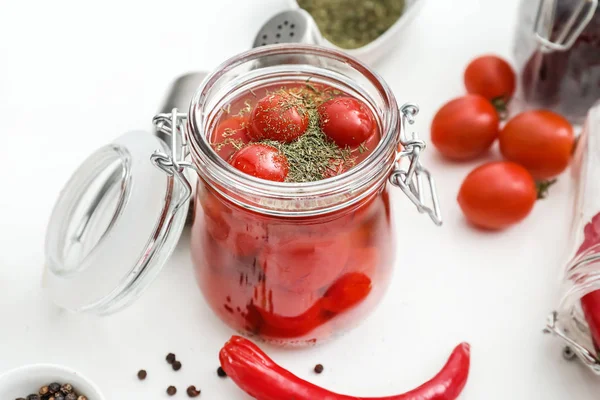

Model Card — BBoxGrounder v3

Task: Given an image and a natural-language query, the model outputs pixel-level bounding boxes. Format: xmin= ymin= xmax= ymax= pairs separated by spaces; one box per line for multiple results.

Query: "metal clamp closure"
xmin=534 ymin=0 xmax=598 ymax=52
xmin=545 ymin=311 xmax=600 ymax=373
xmin=151 ymin=108 xmax=197 ymax=215
xmin=389 ymin=104 xmax=442 ymax=226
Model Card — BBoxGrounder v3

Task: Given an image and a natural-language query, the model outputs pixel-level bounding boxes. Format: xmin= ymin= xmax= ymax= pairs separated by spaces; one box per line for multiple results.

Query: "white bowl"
xmin=0 ymin=364 xmax=105 ymax=400
xmin=288 ymin=0 xmax=426 ymax=64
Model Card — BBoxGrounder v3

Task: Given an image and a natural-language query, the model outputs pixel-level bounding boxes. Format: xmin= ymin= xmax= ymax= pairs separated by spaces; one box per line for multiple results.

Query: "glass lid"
xmin=43 ymin=128 xmax=191 ymax=315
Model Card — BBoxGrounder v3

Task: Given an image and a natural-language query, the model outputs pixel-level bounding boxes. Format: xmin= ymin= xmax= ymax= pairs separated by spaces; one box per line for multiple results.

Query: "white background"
xmin=1 ymin=0 xmax=600 ymax=398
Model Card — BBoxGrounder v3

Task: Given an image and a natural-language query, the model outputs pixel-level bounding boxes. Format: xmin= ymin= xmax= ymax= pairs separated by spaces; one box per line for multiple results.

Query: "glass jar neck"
xmin=187 ymin=45 xmax=400 ymax=217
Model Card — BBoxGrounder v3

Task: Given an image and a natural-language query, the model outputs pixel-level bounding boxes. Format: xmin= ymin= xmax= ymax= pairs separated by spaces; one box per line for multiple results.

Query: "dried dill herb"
xmin=297 ymin=0 xmax=405 ymax=49
xmin=213 ymin=83 xmax=356 ymax=182
xmin=212 ymin=137 xmax=245 ymax=152
xmin=236 ymin=100 xmax=253 ymax=116
xmin=261 ymin=108 xmax=353 ymax=182
xmin=258 ymin=86 xmax=354 ymax=182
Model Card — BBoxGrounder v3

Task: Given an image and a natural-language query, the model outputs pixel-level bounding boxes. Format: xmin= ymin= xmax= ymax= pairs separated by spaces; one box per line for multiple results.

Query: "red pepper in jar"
xmin=244 ymin=273 xmax=372 ymax=338
xmin=577 ymin=212 xmax=600 ymax=353
xmin=219 ymin=336 xmax=471 ymax=400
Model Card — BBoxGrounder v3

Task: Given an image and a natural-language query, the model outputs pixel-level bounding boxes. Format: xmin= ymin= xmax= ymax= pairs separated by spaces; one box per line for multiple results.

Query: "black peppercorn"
xmin=186 ymin=385 xmax=201 ymax=397
xmin=60 ymin=384 xmax=73 ymax=394
xmin=217 ymin=366 xmax=227 ymax=377
xmin=54 ymin=395 xmax=65 ymax=400
xmin=166 ymin=353 xmax=176 ymax=364
xmin=314 ymin=364 xmax=324 ymax=374
xmin=48 ymin=383 xmax=61 ymax=394
xmin=137 ymin=369 xmax=147 ymax=380
xmin=65 ymin=394 xmax=77 ymax=400
xmin=39 ymin=386 xmax=50 ymax=396
xmin=172 ymin=361 xmax=182 ymax=371
xmin=167 ymin=386 xmax=177 ymax=396
xmin=27 ymin=395 xmax=40 ymax=400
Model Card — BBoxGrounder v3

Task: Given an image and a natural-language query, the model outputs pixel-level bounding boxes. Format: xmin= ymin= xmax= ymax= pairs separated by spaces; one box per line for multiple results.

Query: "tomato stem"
xmin=536 ymin=179 xmax=557 ymax=199
xmin=491 ymin=96 xmax=508 ymax=120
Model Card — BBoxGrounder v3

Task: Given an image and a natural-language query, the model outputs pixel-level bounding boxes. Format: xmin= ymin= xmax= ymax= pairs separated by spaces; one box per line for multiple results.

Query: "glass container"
xmin=43 ymin=45 xmax=441 ymax=345
xmin=546 ymin=102 xmax=600 ymax=372
xmin=513 ymin=0 xmax=600 ymax=124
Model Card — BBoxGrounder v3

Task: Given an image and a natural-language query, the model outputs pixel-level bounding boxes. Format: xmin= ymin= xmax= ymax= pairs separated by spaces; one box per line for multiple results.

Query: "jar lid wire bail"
xmin=389 ymin=103 xmax=443 ymax=226
xmin=545 ymin=311 xmax=600 ymax=373
xmin=151 ymin=108 xmax=197 ymax=214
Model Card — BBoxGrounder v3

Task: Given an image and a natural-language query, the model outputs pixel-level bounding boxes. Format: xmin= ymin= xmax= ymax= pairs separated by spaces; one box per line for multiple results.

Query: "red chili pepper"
xmin=219 ymin=336 xmax=470 ymax=400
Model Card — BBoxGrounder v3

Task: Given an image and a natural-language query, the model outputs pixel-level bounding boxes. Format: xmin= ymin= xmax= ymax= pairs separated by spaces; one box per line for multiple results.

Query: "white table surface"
xmin=2 ymin=0 xmax=600 ymax=398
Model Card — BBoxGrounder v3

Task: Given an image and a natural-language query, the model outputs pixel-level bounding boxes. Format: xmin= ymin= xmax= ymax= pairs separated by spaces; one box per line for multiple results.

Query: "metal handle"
xmin=389 ymin=104 xmax=442 ymax=226
xmin=534 ymin=0 xmax=598 ymax=52
xmin=151 ymin=109 xmax=197 ymax=215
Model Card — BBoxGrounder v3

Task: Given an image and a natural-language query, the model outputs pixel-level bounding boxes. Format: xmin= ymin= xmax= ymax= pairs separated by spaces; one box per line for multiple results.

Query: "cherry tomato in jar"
xmin=229 ymin=144 xmax=290 ymax=182
xmin=457 ymin=161 xmax=537 ymax=230
xmin=212 ymin=115 xmax=250 ymax=160
xmin=248 ymin=92 xmax=309 ymax=143
xmin=260 ymin=237 xmax=350 ymax=293
xmin=318 ymin=96 xmax=376 ymax=147
xmin=499 ymin=110 xmax=574 ymax=180
xmin=431 ymin=95 xmax=500 ymax=161
xmin=344 ymin=247 xmax=379 ymax=277
xmin=464 ymin=55 xmax=516 ymax=109
xmin=199 ymin=190 xmax=231 ymax=242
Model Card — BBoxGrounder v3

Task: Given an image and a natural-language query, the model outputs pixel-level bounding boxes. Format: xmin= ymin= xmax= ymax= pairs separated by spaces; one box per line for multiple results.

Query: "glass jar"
xmin=513 ymin=0 xmax=600 ymax=124
xmin=43 ymin=45 xmax=440 ymax=344
xmin=546 ymin=102 xmax=600 ymax=372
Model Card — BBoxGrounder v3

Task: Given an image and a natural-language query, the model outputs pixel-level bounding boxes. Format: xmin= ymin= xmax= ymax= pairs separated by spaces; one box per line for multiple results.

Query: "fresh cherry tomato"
xmin=464 ymin=55 xmax=516 ymax=109
xmin=248 ymin=93 xmax=309 ymax=143
xmin=499 ymin=110 xmax=574 ymax=180
xmin=457 ymin=161 xmax=537 ymax=230
xmin=260 ymin=237 xmax=350 ymax=293
xmin=431 ymin=95 xmax=500 ymax=161
xmin=318 ymin=96 xmax=376 ymax=147
xmin=229 ymin=144 xmax=289 ymax=182
xmin=212 ymin=115 xmax=250 ymax=160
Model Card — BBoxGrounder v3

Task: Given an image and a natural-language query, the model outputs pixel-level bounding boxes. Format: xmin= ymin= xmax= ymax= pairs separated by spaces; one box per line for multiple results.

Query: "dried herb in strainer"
xmin=297 ymin=0 xmax=405 ymax=49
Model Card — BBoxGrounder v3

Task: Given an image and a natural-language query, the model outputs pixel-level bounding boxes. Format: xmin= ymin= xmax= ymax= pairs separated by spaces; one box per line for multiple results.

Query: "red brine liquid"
xmin=190 ymin=81 xmax=393 ymax=344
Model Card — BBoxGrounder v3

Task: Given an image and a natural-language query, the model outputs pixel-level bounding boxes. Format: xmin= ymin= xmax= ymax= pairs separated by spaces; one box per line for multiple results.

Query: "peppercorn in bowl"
xmin=0 ymin=364 xmax=104 ymax=400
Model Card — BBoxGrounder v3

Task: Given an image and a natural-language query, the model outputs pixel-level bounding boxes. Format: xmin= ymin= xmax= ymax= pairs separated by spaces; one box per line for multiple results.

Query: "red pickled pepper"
xmin=219 ymin=336 xmax=471 ymax=400
xmin=577 ymin=213 xmax=600 ymax=353
xmin=244 ymin=272 xmax=373 ymax=338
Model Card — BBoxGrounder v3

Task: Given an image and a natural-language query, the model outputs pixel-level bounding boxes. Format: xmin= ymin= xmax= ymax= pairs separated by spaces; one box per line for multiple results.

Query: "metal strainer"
xmin=252 ymin=9 xmax=322 ymax=47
